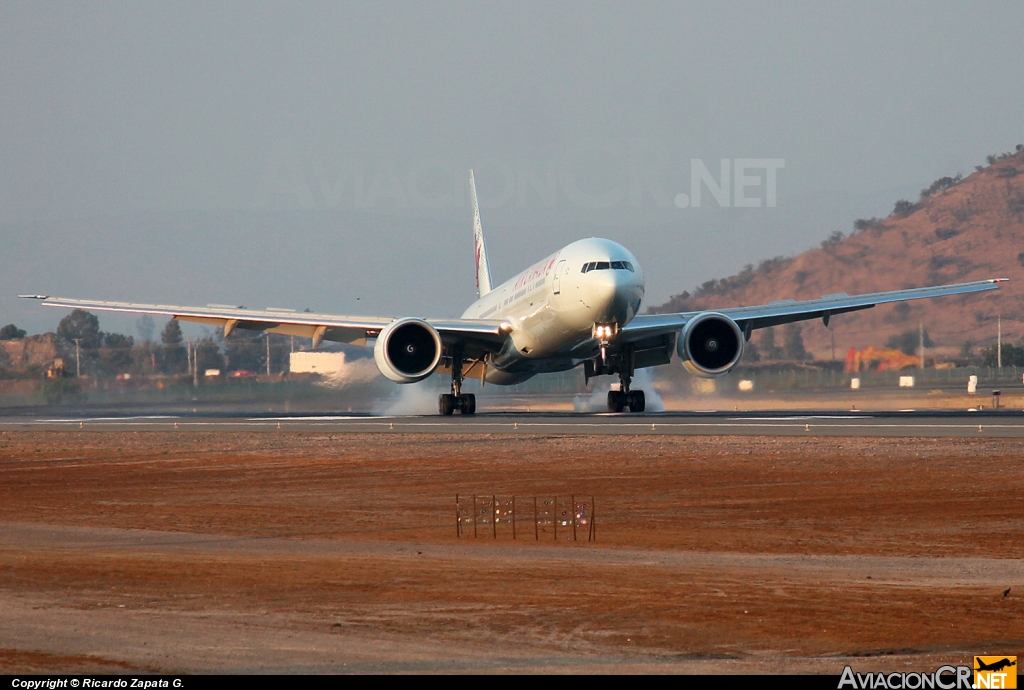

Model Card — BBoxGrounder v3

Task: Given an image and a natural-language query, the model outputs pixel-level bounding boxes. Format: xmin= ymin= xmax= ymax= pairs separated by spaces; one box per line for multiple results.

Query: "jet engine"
xmin=677 ymin=312 xmax=744 ymax=378
xmin=373 ymin=318 xmax=443 ymax=383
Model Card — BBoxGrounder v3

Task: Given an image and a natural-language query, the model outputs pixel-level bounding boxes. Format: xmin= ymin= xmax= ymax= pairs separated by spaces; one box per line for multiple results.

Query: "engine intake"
xmin=373 ymin=318 xmax=442 ymax=383
xmin=677 ymin=312 xmax=744 ymax=377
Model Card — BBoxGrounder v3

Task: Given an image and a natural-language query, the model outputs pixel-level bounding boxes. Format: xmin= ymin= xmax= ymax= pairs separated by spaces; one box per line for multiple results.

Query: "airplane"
xmin=22 ymin=171 xmax=1006 ymax=415
xmin=976 ymin=658 xmax=1016 ymax=673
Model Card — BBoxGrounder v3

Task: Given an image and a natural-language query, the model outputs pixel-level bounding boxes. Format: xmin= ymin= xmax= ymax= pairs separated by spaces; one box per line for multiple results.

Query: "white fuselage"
xmin=460 ymin=238 xmax=645 ymax=384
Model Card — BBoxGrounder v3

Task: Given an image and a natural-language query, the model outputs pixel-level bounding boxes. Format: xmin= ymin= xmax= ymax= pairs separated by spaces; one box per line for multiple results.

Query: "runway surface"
xmin=3 ymin=408 xmax=1024 ymax=436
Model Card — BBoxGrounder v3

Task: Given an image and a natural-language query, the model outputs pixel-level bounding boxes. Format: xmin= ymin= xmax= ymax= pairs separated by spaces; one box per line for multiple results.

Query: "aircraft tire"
xmin=627 ymin=390 xmax=646 ymax=413
xmin=607 ymin=390 xmax=626 ymax=413
xmin=439 ymin=394 xmax=456 ymax=416
xmin=460 ymin=393 xmax=476 ymax=415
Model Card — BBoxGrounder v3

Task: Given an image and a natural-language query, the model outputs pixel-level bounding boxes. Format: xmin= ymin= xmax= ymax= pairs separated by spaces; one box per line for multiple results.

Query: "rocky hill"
xmin=653 ymin=147 xmax=1024 ymax=361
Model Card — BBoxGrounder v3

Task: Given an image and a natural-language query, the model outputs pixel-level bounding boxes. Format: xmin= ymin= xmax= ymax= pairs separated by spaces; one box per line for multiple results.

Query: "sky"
xmin=2 ymin=1 xmax=1023 ymax=336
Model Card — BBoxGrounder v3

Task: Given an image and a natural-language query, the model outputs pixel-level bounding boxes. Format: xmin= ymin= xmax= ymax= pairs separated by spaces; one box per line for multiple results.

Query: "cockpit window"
xmin=583 ymin=260 xmax=634 ymax=273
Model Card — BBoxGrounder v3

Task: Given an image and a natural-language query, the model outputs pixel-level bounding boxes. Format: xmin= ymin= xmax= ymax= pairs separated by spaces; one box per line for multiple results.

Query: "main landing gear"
xmin=438 ymin=350 xmax=476 ymax=415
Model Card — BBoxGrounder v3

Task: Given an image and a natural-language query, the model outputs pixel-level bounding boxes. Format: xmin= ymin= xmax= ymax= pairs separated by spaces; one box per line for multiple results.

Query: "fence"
xmin=721 ymin=365 xmax=1024 ymax=393
xmin=456 ymin=494 xmax=595 ymax=541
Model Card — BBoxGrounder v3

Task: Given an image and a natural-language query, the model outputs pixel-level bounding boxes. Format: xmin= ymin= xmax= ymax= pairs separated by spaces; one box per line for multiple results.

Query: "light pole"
xmin=72 ymin=338 xmax=81 ymax=377
xmin=997 ymin=315 xmax=1002 ymax=370
xmin=918 ymin=321 xmax=925 ymax=369
xmin=266 ymin=333 xmax=271 ymax=377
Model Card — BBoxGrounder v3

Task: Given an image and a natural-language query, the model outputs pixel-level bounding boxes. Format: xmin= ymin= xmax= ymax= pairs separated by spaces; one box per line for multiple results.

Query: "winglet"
xmin=989 ymin=278 xmax=1010 ymax=283
xmin=470 ymin=170 xmax=493 ymax=298
xmin=18 ymin=294 xmax=49 ymax=300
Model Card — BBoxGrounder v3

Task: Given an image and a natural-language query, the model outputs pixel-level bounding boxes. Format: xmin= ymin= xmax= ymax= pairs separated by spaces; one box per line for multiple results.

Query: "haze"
xmin=2 ymin=1 xmax=1022 ymax=336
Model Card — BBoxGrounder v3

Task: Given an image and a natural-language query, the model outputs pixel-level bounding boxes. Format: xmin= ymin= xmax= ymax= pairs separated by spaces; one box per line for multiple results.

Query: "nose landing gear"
xmin=585 ymin=345 xmax=647 ymax=413
xmin=606 ymin=369 xmax=646 ymax=413
xmin=438 ymin=350 xmax=476 ymax=415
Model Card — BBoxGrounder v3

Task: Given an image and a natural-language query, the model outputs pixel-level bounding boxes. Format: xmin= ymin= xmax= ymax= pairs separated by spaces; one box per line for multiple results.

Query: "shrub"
xmin=694 ymin=279 xmax=719 ymax=297
xmin=853 ymin=217 xmax=883 ymax=232
xmin=821 ymin=230 xmax=844 ymax=248
xmin=919 ymin=174 xmax=962 ymax=200
xmin=892 ymin=199 xmax=918 ymax=217
xmin=929 ymin=255 xmax=966 ymax=270
xmin=40 ymin=378 xmax=82 ymax=405
xmin=758 ymin=256 xmax=786 ymax=273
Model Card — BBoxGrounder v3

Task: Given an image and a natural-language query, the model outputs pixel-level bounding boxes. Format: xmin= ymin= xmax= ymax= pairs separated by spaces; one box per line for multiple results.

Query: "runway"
xmin=3 ymin=409 xmax=1024 ymax=436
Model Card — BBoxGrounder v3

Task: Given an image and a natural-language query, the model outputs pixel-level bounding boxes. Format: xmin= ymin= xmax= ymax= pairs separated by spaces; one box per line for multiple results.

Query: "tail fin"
xmin=470 ymin=170 xmax=493 ymax=298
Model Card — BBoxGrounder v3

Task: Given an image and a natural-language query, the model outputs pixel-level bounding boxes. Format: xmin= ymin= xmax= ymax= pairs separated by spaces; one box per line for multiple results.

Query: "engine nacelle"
xmin=373 ymin=318 xmax=443 ymax=383
xmin=677 ymin=312 xmax=744 ymax=378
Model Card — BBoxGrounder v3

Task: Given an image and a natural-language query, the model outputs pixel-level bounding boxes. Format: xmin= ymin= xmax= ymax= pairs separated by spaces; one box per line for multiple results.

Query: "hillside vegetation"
xmin=654 ymin=147 xmax=1024 ymax=361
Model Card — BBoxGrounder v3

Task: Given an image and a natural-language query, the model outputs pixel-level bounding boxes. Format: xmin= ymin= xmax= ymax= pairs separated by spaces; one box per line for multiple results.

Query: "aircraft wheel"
xmin=607 ymin=390 xmax=626 ymax=413
xmin=460 ymin=393 xmax=476 ymax=415
xmin=439 ymin=393 xmax=456 ymax=416
xmin=627 ymin=390 xmax=646 ymax=413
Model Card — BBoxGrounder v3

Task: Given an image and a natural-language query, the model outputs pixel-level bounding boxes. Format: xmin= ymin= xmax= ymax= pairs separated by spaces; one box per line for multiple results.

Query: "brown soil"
xmin=1 ymin=431 xmax=1022 ymax=673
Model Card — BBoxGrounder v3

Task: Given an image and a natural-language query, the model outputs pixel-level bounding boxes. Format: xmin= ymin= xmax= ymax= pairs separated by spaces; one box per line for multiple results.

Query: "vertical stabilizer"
xmin=470 ymin=170 xmax=493 ymax=297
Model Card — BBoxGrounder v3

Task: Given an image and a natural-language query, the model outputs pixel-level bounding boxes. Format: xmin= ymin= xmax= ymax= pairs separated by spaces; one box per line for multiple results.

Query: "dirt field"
xmin=1 ymin=430 xmax=1022 ymax=673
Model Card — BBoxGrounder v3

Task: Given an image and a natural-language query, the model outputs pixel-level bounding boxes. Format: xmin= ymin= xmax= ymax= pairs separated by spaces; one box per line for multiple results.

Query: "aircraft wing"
xmin=619 ymin=278 xmax=1008 ymax=345
xmin=18 ymin=296 xmax=510 ymax=354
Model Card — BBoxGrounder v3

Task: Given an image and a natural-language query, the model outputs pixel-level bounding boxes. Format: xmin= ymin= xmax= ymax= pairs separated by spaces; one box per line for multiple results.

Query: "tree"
xmin=136 ymin=315 xmax=155 ymax=342
xmin=783 ymin=324 xmax=811 ymax=361
xmin=886 ymin=329 xmax=933 ymax=356
xmin=743 ymin=339 xmax=761 ymax=363
xmin=0 ymin=324 xmax=26 ymax=340
xmin=194 ymin=338 xmax=225 ymax=373
xmin=760 ymin=328 xmax=783 ymax=360
xmin=130 ymin=340 xmax=156 ymax=376
xmin=982 ymin=342 xmax=1024 ymax=368
xmin=57 ymin=309 xmax=102 ymax=348
xmin=224 ymin=329 xmax=264 ymax=373
xmin=161 ymin=320 xmax=183 ymax=345
xmin=157 ymin=320 xmax=186 ymax=374
xmin=98 ymin=333 xmax=135 ymax=377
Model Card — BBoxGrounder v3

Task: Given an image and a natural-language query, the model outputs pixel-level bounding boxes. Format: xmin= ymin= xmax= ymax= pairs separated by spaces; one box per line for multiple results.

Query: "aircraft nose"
xmin=585 ymin=268 xmax=636 ymax=322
